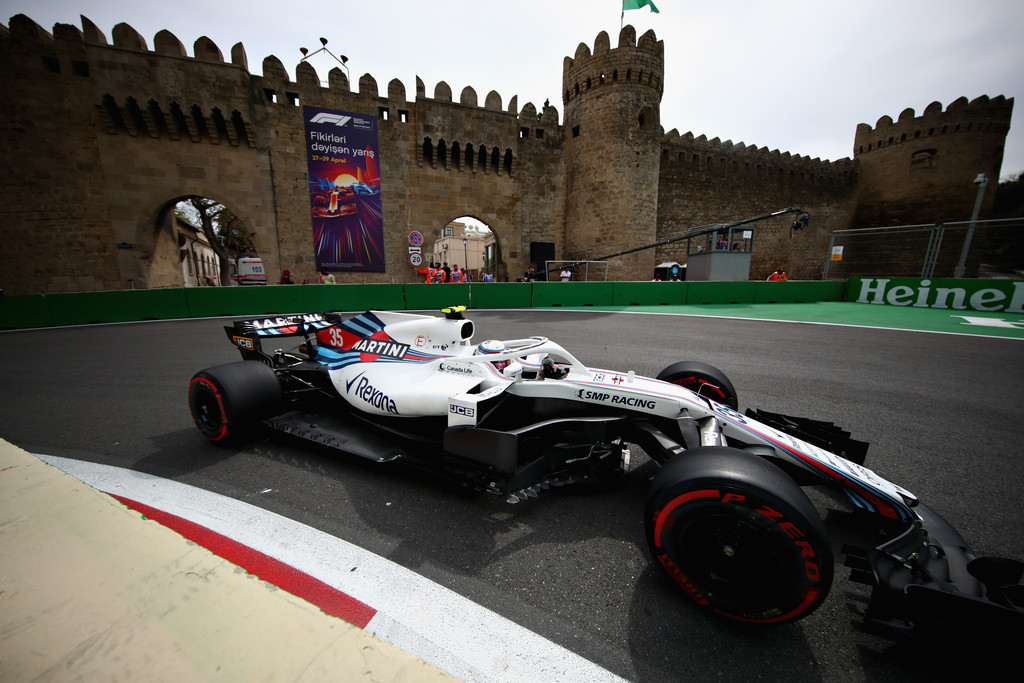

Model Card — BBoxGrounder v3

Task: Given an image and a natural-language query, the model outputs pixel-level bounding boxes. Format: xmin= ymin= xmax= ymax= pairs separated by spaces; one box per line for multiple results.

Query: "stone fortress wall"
xmin=852 ymin=96 xmax=1013 ymax=227
xmin=0 ymin=13 xmax=1012 ymax=294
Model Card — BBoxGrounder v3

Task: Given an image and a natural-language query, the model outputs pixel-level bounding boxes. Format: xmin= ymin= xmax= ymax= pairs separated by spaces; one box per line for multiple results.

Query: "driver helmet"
xmin=477 ymin=339 xmax=510 ymax=371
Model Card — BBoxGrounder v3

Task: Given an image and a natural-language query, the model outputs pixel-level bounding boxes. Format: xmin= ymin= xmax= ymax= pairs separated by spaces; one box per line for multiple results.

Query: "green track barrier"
xmin=404 ymin=283 xmax=470 ymax=311
xmin=40 ymin=279 xmax=1024 ymax=330
xmin=753 ymin=280 xmax=846 ymax=304
xmin=532 ymin=282 xmax=615 ymax=307
xmin=612 ymin=282 xmax=688 ymax=306
xmin=44 ymin=289 xmax=191 ymax=326
xmin=0 ymin=294 xmax=53 ymax=330
xmin=469 ymin=283 xmax=533 ymax=309
xmin=184 ymin=285 xmax=306 ymax=318
xmin=685 ymin=281 xmax=756 ymax=305
xmin=302 ymin=284 xmax=406 ymax=312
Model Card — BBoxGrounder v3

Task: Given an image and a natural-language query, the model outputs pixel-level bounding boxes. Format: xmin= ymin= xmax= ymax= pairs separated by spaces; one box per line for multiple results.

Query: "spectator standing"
xmin=416 ymin=261 xmax=436 ymax=283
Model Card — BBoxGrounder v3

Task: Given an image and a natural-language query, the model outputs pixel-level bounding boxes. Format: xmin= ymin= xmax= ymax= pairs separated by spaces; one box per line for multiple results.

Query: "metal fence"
xmin=823 ymin=218 xmax=1024 ymax=279
xmin=544 ymin=260 xmax=610 ymax=282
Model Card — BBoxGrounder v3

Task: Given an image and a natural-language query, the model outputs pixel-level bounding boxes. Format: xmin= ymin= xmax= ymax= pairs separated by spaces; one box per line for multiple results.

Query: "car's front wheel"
xmin=645 ymin=447 xmax=833 ymax=625
xmin=188 ymin=361 xmax=283 ymax=444
xmin=656 ymin=360 xmax=738 ymax=410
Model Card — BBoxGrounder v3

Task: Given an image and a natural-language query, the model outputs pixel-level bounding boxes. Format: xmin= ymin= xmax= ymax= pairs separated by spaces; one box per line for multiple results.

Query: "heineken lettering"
xmin=853 ymin=278 xmax=1024 ymax=313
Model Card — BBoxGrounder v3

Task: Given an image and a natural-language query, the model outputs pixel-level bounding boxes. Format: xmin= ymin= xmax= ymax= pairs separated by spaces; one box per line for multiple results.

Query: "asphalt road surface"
xmin=2 ymin=309 xmax=1021 ymax=681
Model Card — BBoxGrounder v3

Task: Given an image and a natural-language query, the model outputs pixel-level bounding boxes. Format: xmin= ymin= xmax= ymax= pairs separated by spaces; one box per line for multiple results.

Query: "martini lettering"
xmin=352 ymin=338 xmax=410 ymax=359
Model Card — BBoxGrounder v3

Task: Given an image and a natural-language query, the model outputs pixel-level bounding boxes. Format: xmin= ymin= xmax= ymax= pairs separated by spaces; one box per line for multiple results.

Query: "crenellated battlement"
xmin=562 ymin=26 xmax=664 ymax=106
xmin=2 ymin=14 xmax=551 ymax=124
xmin=1 ymin=11 xmax=1013 ymax=294
xmin=853 ymin=95 xmax=1014 ymax=157
xmin=662 ymin=129 xmax=857 ymax=184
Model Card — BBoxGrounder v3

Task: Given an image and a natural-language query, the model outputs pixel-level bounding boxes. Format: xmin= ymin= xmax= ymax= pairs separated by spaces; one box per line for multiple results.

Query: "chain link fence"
xmin=823 ymin=218 xmax=1024 ymax=279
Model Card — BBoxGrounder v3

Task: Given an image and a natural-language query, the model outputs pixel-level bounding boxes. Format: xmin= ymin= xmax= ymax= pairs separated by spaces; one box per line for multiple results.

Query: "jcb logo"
xmin=309 ymin=113 xmax=352 ymax=126
xmin=449 ymin=405 xmax=475 ymax=417
xmin=233 ymin=336 xmax=254 ymax=350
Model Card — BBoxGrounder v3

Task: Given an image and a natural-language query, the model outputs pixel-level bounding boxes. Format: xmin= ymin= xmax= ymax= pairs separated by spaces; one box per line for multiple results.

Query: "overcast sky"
xmin=5 ymin=0 xmax=1023 ymax=182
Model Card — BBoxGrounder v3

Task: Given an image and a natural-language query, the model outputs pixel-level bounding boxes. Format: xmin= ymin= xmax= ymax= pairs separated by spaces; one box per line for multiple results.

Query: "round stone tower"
xmin=562 ymin=26 xmax=664 ymax=280
xmin=853 ymin=95 xmax=1014 ymax=227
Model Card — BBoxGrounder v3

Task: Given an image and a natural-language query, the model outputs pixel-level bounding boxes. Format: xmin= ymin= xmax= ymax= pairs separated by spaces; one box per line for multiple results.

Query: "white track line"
xmin=37 ymin=454 xmax=625 ymax=683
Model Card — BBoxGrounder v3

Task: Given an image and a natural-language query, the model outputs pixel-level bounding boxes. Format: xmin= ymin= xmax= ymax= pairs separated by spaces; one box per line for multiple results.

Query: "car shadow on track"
xmin=134 ymin=430 xmax=993 ymax=682
xmin=228 ymin=437 xmax=868 ymax=680
xmin=130 ymin=427 xmax=242 ymax=480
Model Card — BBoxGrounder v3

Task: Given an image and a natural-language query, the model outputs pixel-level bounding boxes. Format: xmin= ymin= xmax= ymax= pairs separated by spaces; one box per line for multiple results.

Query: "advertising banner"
xmin=849 ymin=277 xmax=1024 ymax=313
xmin=303 ymin=106 xmax=384 ymax=273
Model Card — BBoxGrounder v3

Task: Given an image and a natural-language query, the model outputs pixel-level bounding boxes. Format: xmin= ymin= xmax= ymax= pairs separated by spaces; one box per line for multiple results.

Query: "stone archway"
xmin=130 ymin=195 xmax=260 ymax=289
xmin=430 ymin=216 xmax=501 ymax=283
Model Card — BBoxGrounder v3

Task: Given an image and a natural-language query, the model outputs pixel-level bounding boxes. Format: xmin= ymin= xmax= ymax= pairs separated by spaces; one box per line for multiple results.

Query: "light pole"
xmin=463 ymin=238 xmax=468 ymax=272
xmin=954 ymin=173 xmax=988 ymax=278
xmin=299 ymin=38 xmax=350 ymax=83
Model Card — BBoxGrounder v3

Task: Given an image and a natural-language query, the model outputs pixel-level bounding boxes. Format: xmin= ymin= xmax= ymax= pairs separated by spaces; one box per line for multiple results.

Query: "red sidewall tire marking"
xmin=653 ymin=489 xmax=719 ymax=548
xmin=188 ymin=376 xmax=229 ymax=442
xmin=650 ymin=485 xmax=829 ymax=624
xmin=671 ymin=377 xmax=726 ymax=400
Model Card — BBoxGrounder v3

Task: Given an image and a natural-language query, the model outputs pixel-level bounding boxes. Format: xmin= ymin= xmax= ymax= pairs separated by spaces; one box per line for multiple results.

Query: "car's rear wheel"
xmin=188 ymin=361 xmax=283 ymax=444
xmin=656 ymin=361 xmax=738 ymax=410
xmin=645 ymin=447 xmax=833 ymax=625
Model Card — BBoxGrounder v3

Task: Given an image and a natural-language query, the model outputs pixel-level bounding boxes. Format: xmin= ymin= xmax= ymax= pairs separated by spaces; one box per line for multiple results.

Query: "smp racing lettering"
xmin=576 ymin=389 xmax=657 ymax=411
xmin=345 ymin=372 xmax=399 ymax=414
xmin=352 ymin=338 xmax=410 ymax=359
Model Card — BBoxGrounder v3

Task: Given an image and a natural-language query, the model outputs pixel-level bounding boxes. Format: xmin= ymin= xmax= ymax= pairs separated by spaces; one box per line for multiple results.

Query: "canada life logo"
xmin=309 ymin=113 xmax=352 ymax=127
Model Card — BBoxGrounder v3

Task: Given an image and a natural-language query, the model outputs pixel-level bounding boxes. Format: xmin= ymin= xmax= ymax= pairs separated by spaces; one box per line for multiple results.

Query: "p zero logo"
xmin=309 ymin=113 xmax=352 ymax=126
xmin=232 ymin=335 xmax=255 ymax=350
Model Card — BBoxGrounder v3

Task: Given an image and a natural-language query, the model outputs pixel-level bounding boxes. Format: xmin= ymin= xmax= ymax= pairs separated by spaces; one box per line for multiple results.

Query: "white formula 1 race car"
xmin=188 ymin=307 xmax=1023 ymax=640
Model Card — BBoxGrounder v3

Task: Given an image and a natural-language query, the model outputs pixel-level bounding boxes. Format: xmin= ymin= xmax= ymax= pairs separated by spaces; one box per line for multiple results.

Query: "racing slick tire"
xmin=188 ymin=361 xmax=283 ymax=445
xmin=645 ymin=447 xmax=833 ymax=625
xmin=656 ymin=361 xmax=738 ymax=410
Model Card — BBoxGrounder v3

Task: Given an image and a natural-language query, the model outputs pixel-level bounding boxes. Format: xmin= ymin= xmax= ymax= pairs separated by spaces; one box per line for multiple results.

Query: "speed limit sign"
xmin=409 ymin=252 xmax=423 ymax=267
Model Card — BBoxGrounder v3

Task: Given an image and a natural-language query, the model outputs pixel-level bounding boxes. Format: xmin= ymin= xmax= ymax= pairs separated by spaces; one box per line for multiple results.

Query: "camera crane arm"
xmin=553 ymin=208 xmax=809 ymax=276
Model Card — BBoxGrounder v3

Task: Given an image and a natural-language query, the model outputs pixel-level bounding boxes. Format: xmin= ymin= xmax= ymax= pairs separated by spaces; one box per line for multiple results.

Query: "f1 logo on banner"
xmin=303 ymin=105 xmax=385 ymax=273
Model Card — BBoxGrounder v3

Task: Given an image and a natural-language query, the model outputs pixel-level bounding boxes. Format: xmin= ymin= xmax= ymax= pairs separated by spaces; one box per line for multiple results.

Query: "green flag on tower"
xmin=623 ymin=0 xmax=660 ymax=12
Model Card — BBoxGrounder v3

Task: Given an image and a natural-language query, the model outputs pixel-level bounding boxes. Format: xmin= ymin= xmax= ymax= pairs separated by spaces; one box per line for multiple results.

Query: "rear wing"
xmin=224 ymin=312 xmax=338 ymax=359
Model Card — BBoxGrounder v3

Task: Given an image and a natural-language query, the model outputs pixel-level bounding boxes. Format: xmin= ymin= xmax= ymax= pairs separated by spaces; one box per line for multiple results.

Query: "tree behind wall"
xmin=177 ymin=197 xmax=256 ymax=286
